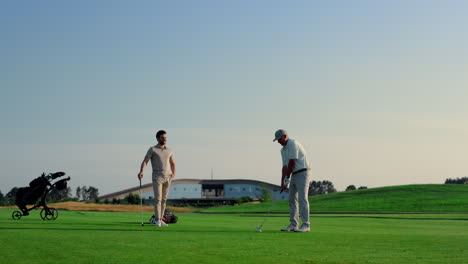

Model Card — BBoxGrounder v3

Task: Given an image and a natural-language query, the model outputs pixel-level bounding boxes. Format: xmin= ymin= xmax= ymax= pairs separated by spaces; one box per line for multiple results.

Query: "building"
xmin=99 ymin=179 xmax=289 ymax=205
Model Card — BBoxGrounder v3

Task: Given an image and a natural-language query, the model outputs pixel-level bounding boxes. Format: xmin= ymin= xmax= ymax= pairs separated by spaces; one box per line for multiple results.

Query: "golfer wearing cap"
xmin=274 ymin=129 xmax=311 ymax=232
xmin=138 ymin=130 xmax=176 ymax=227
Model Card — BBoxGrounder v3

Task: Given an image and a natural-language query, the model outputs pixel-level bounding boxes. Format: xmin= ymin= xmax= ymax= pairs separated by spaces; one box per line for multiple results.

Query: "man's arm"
xmin=281 ymin=166 xmax=288 ymax=190
xmin=169 ymin=156 xmax=176 ymax=178
xmin=138 ymin=157 xmax=150 ymax=179
xmin=286 ymin=159 xmax=296 ymax=176
xmin=281 ymin=159 xmax=296 ymax=191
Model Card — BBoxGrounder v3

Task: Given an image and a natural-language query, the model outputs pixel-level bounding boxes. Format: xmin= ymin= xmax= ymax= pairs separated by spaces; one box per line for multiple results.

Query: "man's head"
xmin=156 ymin=130 xmax=167 ymax=146
xmin=273 ymin=129 xmax=288 ymax=146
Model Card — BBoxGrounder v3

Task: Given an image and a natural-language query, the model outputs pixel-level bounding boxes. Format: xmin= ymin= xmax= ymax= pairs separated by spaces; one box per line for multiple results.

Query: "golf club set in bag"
xmin=149 ymin=209 xmax=178 ymax=225
xmin=12 ymin=172 xmax=71 ymax=220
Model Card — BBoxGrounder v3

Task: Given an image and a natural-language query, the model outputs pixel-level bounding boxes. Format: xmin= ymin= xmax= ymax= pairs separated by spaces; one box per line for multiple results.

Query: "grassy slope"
xmin=202 ymin=184 xmax=468 ymax=213
xmin=1 ymin=209 xmax=468 ymax=264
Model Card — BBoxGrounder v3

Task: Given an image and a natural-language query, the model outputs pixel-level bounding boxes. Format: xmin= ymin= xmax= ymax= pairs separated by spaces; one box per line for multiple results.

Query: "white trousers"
xmin=289 ymin=170 xmax=311 ymax=227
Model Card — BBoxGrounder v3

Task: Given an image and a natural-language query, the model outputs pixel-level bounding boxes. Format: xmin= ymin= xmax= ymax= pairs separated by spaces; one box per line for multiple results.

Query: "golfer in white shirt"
xmin=274 ymin=129 xmax=311 ymax=232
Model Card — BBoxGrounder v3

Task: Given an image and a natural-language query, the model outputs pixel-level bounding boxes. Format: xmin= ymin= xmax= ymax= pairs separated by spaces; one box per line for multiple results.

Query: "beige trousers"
xmin=152 ymin=175 xmax=172 ymax=220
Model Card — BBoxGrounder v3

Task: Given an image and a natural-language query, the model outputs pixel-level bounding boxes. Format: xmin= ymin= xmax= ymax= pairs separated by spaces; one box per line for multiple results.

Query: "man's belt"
xmin=292 ymin=168 xmax=311 ymax=175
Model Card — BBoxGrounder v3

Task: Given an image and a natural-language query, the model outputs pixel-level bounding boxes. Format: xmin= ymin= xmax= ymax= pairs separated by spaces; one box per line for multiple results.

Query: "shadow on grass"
xmin=314 ymin=215 xmax=468 ymax=221
xmin=0 ymin=221 xmax=148 ymax=227
xmin=236 ymin=214 xmax=468 ymax=221
xmin=0 ymin=226 xmax=256 ymax=233
xmin=239 ymin=215 xmax=288 ymax=218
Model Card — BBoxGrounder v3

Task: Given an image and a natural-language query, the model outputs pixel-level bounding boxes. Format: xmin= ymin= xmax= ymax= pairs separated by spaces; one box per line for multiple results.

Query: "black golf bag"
xmin=149 ymin=209 xmax=178 ymax=224
xmin=13 ymin=172 xmax=70 ymax=220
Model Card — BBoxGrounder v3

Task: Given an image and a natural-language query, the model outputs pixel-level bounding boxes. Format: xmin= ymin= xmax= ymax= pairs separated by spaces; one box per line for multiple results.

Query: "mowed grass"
xmin=202 ymin=184 xmax=468 ymax=213
xmin=1 ymin=208 xmax=467 ymax=264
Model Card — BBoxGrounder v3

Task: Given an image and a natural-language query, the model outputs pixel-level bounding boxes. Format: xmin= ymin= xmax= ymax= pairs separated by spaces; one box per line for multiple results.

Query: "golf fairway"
xmin=1 ymin=209 xmax=467 ymax=264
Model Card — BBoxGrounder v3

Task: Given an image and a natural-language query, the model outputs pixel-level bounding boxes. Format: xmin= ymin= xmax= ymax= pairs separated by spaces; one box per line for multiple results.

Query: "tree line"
xmin=308 ymin=181 xmax=367 ymax=195
xmin=445 ymin=177 xmax=468 ymax=184
xmin=0 ymin=186 xmax=100 ymax=206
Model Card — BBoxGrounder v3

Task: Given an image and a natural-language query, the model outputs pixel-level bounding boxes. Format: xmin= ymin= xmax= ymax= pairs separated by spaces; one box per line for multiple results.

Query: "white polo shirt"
xmin=281 ymin=138 xmax=310 ymax=172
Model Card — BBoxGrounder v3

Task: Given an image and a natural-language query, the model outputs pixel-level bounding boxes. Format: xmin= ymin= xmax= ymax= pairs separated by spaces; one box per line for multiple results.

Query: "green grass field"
xmin=1 ymin=208 xmax=467 ymax=264
xmin=202 ymin=184 xmax=468 ymax=213
xmin=2 ymin=184 xmax=467 ymax=263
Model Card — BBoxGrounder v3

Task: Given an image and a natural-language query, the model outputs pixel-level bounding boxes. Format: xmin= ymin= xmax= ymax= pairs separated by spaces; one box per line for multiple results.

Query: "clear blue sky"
xmin=2 ymin=1 xmax=468 ymax=195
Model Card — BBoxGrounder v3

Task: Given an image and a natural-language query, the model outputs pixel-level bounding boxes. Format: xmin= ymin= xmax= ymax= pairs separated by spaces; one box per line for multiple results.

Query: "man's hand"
xmin=139 ymin=157 xmax=149 ymax=180
xmin=281 ymin=177 xmax=290 ymax=193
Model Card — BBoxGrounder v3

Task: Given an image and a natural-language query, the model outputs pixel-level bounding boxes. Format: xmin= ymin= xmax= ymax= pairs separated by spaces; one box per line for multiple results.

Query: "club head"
xmin=255 ymin=226 xmax=262 ymax=232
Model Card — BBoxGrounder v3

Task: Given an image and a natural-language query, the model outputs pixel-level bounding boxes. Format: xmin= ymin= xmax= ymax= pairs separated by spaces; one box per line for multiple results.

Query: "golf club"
xmin=139 ymin=178 xmax=144 ymax=226
xmin=255 ymin=177 xmax=290 ymax=232
xmin=255 ymin=178 xmax=290 ymax=233
xmin=254 ymin=199 xmax=277 ymax=232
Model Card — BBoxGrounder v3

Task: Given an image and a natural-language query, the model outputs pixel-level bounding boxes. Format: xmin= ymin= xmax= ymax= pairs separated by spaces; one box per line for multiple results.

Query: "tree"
xmin=76 ymin=186 xmax=99 ymax=201
xmin=48 ymin=187 xmax=72 ymax=202
xmin=346 ymin=185 xmax=356 ymax=191
xmin=0 ymin=191 xmax=4 ymax=206
xmin=258 ymin=188 xmax=272 ymax=202
xmin=6 ymin=187 xmax=19 ymax=205
xmin=88 ymin=186 xmax=99 ymax=201
xmin=309 ymin=181 xmax=320 ymax=196
xmin=358 ymin=186 xmax=368 ymax=190
xmin=321 ymin=180 xmax=337 ymax=194
xmin=445 ymin=177 xmax=468 ymax=184
xmin=81 ymin=186 xmax=90 ymax=201
xmin=309 ymin=180 xmax=337 ymax=196
xmin=76 ymin=186 xmax=81 ymax=200
xmin=125 ymin=193 xmax=140 ymax=205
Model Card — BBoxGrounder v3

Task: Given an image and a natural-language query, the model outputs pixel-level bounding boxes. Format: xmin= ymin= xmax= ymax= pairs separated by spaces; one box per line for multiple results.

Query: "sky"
xmin=1 ymin=1 xmax=468 ymax=195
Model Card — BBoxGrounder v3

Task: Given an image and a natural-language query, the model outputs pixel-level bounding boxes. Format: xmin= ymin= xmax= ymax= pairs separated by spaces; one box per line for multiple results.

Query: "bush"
xmin=60 ymin=197 xmax=79 ymax=202
xmin=237 ymin=196 xmax=253 ymax=204
xmin=125 ymin=193 xmax=141 ymax=205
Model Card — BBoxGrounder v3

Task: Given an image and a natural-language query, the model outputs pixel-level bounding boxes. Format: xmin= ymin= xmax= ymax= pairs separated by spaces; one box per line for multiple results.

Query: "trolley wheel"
xmin=40 ymin=208 xmax=58 ymax=220
xmin=12 ymin=211 xmax=22 ymax=220
xmin=51 ymin=208 xmax=59 ymax=220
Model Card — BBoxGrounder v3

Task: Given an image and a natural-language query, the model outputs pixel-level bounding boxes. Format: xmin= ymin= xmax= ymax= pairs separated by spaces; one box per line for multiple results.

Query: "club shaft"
xmin=140 ymin=179 xmax=143 ymax=224
xmin=257 ymin=199 xmax=277 ymax=229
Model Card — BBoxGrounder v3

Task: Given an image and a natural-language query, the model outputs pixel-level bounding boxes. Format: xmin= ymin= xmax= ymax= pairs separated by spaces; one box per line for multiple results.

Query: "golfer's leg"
xmin=289 ymin=180 xmax=299 ymax=227
xmin=152 ymin=177 xmax=163 ymax=220
xmin=160 ymin=177 xmax=172 ymax=217
xmin=297 ymin=171 xmax=310 ymax=226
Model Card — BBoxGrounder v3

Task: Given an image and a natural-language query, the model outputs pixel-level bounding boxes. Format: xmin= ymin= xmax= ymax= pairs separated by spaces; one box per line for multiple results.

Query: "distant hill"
xmin=201 ymin=184 xmax=468 ymax=213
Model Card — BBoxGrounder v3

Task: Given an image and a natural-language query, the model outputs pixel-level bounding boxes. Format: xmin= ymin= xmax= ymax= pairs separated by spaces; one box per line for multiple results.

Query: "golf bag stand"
xmin=12 ymin=172 xmax=71 ymax=220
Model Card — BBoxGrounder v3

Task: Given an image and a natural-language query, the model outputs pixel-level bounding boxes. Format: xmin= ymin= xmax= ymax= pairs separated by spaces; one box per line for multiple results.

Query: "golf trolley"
xmin=12 ymin=172 xmax=71 ymax=221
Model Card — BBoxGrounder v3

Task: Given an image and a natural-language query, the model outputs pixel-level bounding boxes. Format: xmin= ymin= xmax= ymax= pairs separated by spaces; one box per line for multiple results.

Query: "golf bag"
xmin=149 ymin=209 xmax=178 ymax=224
xmin=13 ymin=172 xmax=70 ymax=220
